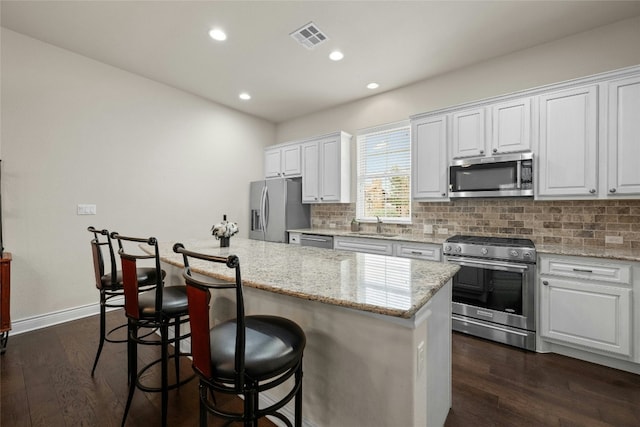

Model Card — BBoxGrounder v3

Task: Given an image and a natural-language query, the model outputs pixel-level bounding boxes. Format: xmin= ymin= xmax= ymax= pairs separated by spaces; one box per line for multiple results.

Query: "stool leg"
xmin=91 ymin=289 xmax=107 ymax=377
xmin=122 ymin=321 xmax=138 ymax=427
xmin=174 ymin=316 xmax=180 ymax=386
xmin=295 ymin=363 xmax=303 ymax=427
xmin=161 ymin=322 xmax=169 ymax=427
xmin=199 ymin=381 xmax=207 ymax=427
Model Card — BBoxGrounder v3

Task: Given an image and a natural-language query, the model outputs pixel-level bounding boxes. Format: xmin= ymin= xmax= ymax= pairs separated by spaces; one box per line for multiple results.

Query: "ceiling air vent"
xmin=290 ymin=22 xmax=328 ymax=49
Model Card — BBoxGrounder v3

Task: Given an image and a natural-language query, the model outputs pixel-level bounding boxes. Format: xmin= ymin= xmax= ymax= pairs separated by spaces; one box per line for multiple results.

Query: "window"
xmin=356 ymin=121 xmax=411 ymax=223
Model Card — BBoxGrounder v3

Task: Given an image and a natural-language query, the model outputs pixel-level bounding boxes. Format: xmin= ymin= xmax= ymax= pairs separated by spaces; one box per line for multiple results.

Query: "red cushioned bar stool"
xmin=112 ymin=232 xmax=194 ymax=427
xmin=173 ymin=243 xmax=306 ymax=427
xmin=87 ymin=226 xmax=161 ymax=377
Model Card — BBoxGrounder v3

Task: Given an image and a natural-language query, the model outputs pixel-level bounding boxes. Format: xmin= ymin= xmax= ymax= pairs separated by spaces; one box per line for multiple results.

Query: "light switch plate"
xmin=605 ymin=235 xmax=623 ymax=244
xmin=77 ymin=204 xmax=97 ymax=215
xmin=423 ymin=224 xmax=433 ymax=234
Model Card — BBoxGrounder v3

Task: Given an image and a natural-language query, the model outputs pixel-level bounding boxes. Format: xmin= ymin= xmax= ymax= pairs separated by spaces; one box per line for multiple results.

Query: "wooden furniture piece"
xmin=0 ymin=252 xmax=12 ymax=354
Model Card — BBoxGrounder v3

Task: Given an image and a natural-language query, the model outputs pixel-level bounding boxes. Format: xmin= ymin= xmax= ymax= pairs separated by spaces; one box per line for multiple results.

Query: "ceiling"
xmin=2 ymin=1 xmax=640 ymax=123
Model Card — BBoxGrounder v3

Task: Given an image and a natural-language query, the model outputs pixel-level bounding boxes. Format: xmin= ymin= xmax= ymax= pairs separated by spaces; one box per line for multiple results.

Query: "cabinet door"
xmin=264 ymin=148 xmax=282 ymax=178
xmin=281 ymin=144 xmax=302 ymax=177
xmin=334 ymin=237 xmax=394 ymax=255
xmin=319 ymin=138 xmax=340 ymax=202
xmin=540 ymin=277 xmax=631 ymax=356
xmin=412 ymin=115 xmax=448 ymax=200
xmin=451 ymin=108 xmax=486 ymax=158
xmin=607 ymin=75 xmax=640 ymax=196
xmin=301 ymin=142 xmax=320 ymax=203
xmin=491 ymin=97 xmax=531 ymax=154
xmin=537 ymin=86 xmax=598 ymax=197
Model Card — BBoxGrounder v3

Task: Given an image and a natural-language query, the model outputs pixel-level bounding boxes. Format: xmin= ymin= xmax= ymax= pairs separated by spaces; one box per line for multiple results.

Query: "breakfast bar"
xmin=154 ymin=237 xmax=459 ymax=427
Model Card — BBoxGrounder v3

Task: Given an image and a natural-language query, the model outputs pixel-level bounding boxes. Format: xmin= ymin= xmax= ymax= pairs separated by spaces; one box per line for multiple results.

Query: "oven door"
xmin=445 ymin=256 xmax=535 ymax=332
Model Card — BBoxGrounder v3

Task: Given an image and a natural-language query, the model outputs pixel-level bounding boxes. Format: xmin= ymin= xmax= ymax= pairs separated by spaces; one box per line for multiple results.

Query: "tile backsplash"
xmin=311 ymin=199 xmax=640 ymax=249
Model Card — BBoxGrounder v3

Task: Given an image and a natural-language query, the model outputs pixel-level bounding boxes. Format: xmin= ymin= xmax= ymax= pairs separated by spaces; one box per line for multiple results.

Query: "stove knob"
xmin=510 ymin=250 xmax=520 ymax=257
xmin=524 ymin=252 xmax=532 ymax=259
xmin=481 ymin=248 xmax=488 ymax=255
xmin=455 ymin=246 xmax=462 ymax=253
xmin=445 ymin=245 xmax=452 ymax=252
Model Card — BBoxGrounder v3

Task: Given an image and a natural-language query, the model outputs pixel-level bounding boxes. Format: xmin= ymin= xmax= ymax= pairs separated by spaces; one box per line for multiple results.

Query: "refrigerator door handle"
xmin=264 ymin=186 xmax=270 ymax=232
xmin=260 ymin=185 xmax=268 ymax=232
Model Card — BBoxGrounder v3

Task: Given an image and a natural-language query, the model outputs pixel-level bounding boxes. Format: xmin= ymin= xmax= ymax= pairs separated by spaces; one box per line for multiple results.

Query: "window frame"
xmin=356 ymin=120 xmax=412 ymax=224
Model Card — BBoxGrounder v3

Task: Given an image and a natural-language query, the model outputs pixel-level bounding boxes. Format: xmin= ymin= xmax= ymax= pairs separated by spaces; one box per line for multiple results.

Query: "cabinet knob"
xmin=441 ymin=193 xmax=446 ymax=197
xmin=589 ymin=189 xmax=596 ymax=194
xmin=609 ymin=188 xmax=617 ymax=193
xmin=543 ymin=281 xmax=549 ymax=286
xmin=479 ymin=150 xmax=484 ymax=154
xmin=320 ymin=197 xmax=324 ymax=200
xmin=492 ymin=148 xmax=498 ymax=153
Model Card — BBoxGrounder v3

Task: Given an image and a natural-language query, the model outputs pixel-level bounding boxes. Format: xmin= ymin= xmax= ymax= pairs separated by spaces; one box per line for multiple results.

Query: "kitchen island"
xmin=154 ymin=237 xmax=459 ymax=427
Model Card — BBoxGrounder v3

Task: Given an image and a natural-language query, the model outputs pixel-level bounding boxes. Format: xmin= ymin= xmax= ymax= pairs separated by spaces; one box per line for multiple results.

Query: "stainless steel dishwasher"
xmin=300 ymin=234 xmax=334 ymax=249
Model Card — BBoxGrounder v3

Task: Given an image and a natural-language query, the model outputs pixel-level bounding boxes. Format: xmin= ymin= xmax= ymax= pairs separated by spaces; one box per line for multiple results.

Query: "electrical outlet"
xmin=77 ymin=204 xmax=96 ymax=215
xmin=417 ymin=341 xmax=425 ymax=377
xmin=605 ymin=235 xmax=623 ymax=244
xmin=423 ymin=224 xmax=433 ymax=234
xmin=437 ymin=227 xmax=449 ymax=235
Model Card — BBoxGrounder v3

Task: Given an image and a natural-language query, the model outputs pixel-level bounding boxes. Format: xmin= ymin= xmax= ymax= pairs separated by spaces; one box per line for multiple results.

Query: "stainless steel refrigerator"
xmin=249 ymin=178 xmax=310 ymax=243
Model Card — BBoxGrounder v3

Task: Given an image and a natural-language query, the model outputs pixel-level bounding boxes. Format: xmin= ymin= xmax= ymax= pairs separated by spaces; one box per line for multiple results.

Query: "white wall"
xmin=1 ymin=29 xmax=275 ymax=323
xmin=276 ymin=16 xmax=640 ymax=142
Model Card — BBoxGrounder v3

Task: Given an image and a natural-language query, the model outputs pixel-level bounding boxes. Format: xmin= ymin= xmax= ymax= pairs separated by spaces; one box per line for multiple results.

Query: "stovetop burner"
xmin=446 ymin=235 xmax=535 ymax=249
xmin=443 ymin=235 xmax=536 ymax=263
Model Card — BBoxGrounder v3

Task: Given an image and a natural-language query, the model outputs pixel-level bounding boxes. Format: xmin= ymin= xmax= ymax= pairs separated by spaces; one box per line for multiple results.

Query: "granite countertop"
xmin=153 ymin=237 xmax=459 ymax=319
xmin=290 ymin=228 xmax=640 ymax=262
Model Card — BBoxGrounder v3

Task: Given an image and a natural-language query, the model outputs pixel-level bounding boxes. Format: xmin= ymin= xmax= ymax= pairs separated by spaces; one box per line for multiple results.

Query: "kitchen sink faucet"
xmin=376 ymin=216 xmax=383 ymax=233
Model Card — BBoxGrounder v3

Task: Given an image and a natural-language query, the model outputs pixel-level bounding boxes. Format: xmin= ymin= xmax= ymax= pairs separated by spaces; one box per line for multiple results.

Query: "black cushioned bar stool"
xmin=87 ymin=226 xmax=162 ymax=377
xmin=112 ymin=233 xmax=194 ymax=427
xmin=173 ymin=243 xmax=306 ymax=427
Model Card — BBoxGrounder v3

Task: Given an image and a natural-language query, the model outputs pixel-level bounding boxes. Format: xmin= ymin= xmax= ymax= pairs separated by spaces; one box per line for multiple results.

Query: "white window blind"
xmin=357 ymin=121 xmax=411 ymax=222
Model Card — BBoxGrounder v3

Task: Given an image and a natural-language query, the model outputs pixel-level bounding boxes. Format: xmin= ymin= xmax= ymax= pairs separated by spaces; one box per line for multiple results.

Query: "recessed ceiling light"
xmin=329 ymin=50 xmax=344 ymax=61
xmin=209 ymin=29 xmax=227 ymax=41
xmin=239 ymin=92 xmax=251 ymax=101
xmin=367 ymin=83 xmax=380 ymax=90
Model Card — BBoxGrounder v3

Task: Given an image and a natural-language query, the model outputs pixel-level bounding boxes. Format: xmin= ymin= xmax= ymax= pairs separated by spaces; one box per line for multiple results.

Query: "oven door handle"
xmin=446 ymin=257 xmax=530 ymax=273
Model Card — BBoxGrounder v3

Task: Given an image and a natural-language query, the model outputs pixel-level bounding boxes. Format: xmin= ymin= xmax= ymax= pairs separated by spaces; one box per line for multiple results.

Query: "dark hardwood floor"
xmin=2 ymin=310 xmax=639 ymax=426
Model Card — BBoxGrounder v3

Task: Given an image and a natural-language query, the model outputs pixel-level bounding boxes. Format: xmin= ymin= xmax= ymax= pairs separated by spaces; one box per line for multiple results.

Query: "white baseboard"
xmin=10 ymin=297 xmax=125 ymax=335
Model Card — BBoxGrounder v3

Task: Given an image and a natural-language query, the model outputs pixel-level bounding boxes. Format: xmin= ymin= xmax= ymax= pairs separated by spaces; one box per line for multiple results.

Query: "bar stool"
xmin=173 ymin=243 xmax=306 ymax=427
xmin=112 ymin=233 xmax=194 ymax=427
xmin=87 ymin=226 xmax=162 ymax=377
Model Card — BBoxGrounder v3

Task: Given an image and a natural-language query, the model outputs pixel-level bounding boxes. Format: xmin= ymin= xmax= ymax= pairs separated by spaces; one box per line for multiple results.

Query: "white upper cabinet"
xmin=301 ymin=131 xmax=351 ymax=203
xmin=491 ymin=97 xmax=531 ymax=154
xmin=537 ymin=85 xmax=598 ymax=198
xmin=412 ymin=114 xmax=449 ymax=200
xmin=451 ymin=107 xmax=486 ymax=159
xmin=264 ymin=143 xmax=301 ymax=179
xmin=607 ymin=75 xmax=640 ymax=196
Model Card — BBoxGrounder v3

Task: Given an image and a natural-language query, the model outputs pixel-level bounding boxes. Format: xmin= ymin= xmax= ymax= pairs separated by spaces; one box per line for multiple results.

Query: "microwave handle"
xmin=516 ymin=160 xmax=521 ymax=189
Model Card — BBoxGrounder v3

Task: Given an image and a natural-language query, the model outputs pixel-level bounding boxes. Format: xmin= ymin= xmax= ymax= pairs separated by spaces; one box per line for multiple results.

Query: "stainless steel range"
xmin=443 ymin=235 xmax=537 ymax=351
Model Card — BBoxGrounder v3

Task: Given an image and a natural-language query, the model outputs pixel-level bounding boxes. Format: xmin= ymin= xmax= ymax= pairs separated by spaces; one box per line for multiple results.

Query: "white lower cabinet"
xmin=539 ymin=255 xmax=633 ymax=358
xmin=333 ymin=236 xmax=394 ymax=255
xmin=394 ymin=242 xmax=441 ymax=261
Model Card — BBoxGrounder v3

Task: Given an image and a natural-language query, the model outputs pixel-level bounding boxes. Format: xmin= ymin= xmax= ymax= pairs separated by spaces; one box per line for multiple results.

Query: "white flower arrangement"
xmin=211 ymin=220 xmax=239 ymax=240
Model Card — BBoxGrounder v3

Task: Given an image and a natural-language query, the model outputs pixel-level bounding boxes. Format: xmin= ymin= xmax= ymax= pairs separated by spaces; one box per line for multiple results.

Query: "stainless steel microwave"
xmin=449 ymin=152 xmax=533 ymax=198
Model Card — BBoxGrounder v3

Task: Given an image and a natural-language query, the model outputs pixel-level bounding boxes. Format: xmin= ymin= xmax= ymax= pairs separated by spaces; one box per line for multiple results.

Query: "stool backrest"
xmin=173 ymin=243 xmax=245 ymax=386
xmin=88 ymin=226 xmax=118 ymax=289
xmin=111 ymin=232 xmax=164 ymax=320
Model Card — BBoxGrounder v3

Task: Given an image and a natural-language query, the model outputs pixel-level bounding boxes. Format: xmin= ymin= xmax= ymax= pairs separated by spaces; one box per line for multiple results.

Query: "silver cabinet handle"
xmin=573 ymin=268 xmax=593 ymax=273
xmin=589 ymin=189 xmax=596 ymax=194
xmin=479 ymin=150 xmax=484 ymax=154
xmin=543 ymin=281 xmax=549 ymax=286
xmin=410 ymin=251 xmax=424 ymax=255
xmin=441 ymin=193 xmax=446 ymax=197
xmin=493 ymin=148 xmax=498 ymax=153
xmin=609 ymin=188 xmax=617 ymax=193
